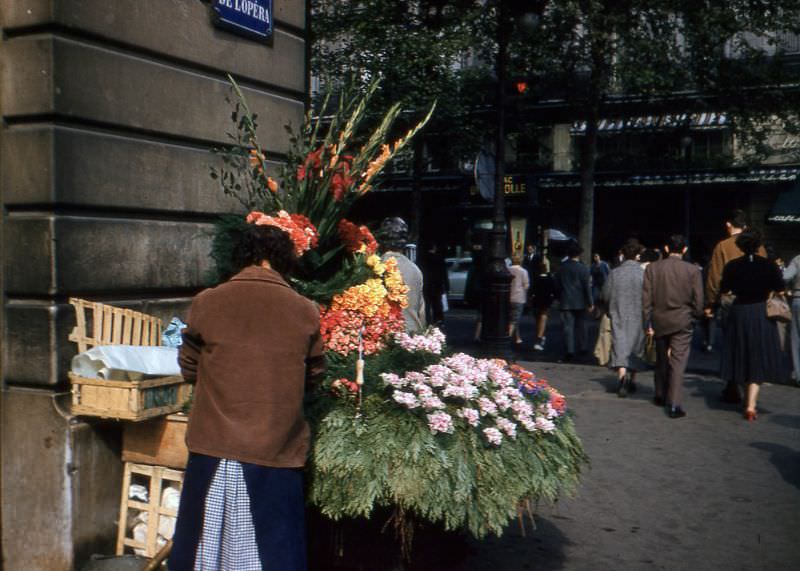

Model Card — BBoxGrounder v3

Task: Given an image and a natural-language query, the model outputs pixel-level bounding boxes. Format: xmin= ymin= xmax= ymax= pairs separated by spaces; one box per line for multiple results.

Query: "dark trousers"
xmin=654 ymin=326 xmax=693 ymax=407
xmin=561 ymin=309 xmax=587 ymax=355
xmin=424 ymin=290 xmax=445 ymax=324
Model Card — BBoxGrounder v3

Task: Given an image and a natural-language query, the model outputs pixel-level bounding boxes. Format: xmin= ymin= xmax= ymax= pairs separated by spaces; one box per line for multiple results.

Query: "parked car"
xmin=445 ymin=256 xmax=473 ymax=302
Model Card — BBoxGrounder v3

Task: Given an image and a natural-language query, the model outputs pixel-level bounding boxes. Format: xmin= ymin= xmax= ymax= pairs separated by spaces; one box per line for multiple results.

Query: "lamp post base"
xmin=481 ymin=258 xmax=513 ymax=360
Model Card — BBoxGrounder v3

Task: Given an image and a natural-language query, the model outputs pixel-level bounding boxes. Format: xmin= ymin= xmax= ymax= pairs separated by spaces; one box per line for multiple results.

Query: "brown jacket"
xmin=705 ymin=235 xmax=767 ymax=308
xmin=643 ymin=256 xmax=704 ymax=336
xmin=179 ymin=266 xmax=325 ymax=468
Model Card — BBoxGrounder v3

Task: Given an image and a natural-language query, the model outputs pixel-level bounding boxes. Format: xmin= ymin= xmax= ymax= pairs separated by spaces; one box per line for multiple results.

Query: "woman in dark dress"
xmin=720 ymin=230 xmax=785 ymax=421
xmin=530 ymin=260 xmax=556 ymax=351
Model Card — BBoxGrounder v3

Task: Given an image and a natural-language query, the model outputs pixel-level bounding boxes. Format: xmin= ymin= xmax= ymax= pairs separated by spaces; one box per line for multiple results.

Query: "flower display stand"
xmin=67 ymin=298 xmax=191 ymax=421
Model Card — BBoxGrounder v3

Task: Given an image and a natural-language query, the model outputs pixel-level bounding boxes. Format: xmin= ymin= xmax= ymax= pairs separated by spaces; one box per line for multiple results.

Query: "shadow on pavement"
xmin=749 ymin=442 xmax=800 ymax=490
xmin=685 ymin=376 xmax=734 ymax=412
xmin=307 ymin=508 xmax=571 ymax=570
xmin=768 ymin=413 xmax=800 ymax=429
xmin=587 ymin=374 xmax=619 ymax=394
xmin=462 ymin=516 xmax=570 ymax=571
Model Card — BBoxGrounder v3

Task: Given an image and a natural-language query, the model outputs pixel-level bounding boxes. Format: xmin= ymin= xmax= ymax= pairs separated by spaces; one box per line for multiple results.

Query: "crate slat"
xmin=122 ymin=309 xmax=134 ymax=344
xmin=117 ymin=461 xmax=185 ymax=558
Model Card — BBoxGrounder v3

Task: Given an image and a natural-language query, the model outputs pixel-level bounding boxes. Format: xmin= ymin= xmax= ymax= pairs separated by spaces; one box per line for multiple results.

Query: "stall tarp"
xmin=768 ymin=182 xmax=800 ymax=224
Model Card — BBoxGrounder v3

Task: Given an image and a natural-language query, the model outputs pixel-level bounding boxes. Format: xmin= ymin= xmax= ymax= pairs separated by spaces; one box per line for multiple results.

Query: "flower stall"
xmin=209 ymin=78 xmax=588 ymax=553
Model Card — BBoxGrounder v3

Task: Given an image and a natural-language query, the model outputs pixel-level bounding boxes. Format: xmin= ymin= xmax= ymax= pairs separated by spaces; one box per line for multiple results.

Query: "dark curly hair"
xmin=566 ymin=240 xmax=583 ymax=259
xmin=232 ymin=224 xmax=297 ymax=277
xmin=667 ymin=234 xmax=687 ymax=253
xmin=735 ymin=228 xmax=762 ymax=256
xmin=726 ymin=209 xmax=749 ymax=230
xmin=621 ymin=238 xmax=643 ymax=260
xmin=640 ymin=248 xmax=661 ymax=264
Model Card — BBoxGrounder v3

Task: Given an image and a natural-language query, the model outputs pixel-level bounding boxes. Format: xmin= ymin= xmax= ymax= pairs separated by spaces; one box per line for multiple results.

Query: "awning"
xmin=572 ymin=112 xmax=728 ymax=134
xmin=768 ymin=182 xmax=800 ymax=224
xmin=539 ymin=166 xmax=800 ymax=189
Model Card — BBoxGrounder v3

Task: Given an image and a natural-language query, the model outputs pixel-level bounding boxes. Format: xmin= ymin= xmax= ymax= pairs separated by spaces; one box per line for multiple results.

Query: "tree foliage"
xmin=311 ymin=0 xmax=491 ymax=165
xmin=511 ymin=0 xmax=800 ymax=257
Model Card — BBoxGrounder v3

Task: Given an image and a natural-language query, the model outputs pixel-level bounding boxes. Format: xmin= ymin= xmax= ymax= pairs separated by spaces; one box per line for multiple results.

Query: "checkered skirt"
xmin=194 ymin=460 xmax=261 ymax=570
xmin=169 ymin=454 xmax=306 ymax=571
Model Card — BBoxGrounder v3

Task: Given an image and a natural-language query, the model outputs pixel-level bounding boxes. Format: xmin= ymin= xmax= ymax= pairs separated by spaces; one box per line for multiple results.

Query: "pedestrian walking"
xmin=704 ymin=209 xmax=766 ymax=402
xmin=719 ymin=230 xmax=786 ymax=421
xmin=590 ymin=252 xmax=610 ymax=302
xmin=642 ymin=234 xmax=703 ymax=418
xmin=554 ymin=241 xmax=593 ymax=361
xmin=640 ymin=248 xmax=661 ymax=266
xmin=766 ymin=248 xmax=792 ymax=381
xmin=170 ymin=224 xmax=325 ymax=571
xmin=465 ymin=246 xmax=486 ymax=342
xmin=379 ymin=217 xmax=426 ymax=334
xmin=530 ymin=260 xmax=556 ymax=351
xmin=508 ymin=254 xmax=530 ymax=344
xmin=783 ymin=252 xmax=800 ymax=383
xmin=420 ymin=242 xmax=449 ymax=326
xmin=523 ymin=243 xmax=540 ymax=275
xmin=603 ymin=239 xmax=646 ymax=397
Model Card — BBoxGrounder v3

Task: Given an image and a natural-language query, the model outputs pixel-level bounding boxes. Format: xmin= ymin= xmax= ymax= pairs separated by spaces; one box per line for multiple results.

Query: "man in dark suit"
xmin=523 ymin=243 xmax=540 ymax=275
xmin=642 ymin=234 xmax=704 ymax=418
xmin=554 ymin=241 xmax=593 ymax=361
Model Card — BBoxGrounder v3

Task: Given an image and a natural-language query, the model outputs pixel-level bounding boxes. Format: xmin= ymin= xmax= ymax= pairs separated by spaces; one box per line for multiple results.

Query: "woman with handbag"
xmin=719 ymin=229 xmax=786 ymax=421
xmin=602 ymin=239 xmax=646 ymax=397
xmin=783 ymin=253 xmax=800 ymax=383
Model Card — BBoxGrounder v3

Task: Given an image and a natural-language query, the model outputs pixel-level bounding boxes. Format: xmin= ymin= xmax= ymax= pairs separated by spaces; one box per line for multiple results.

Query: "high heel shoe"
xmin=743 ymin=410 xmax=758 ymax=422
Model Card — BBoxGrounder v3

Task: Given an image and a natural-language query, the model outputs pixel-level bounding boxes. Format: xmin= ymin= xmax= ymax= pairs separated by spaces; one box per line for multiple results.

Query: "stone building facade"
xmin=0 ymin=1 xmax=307 ymax=568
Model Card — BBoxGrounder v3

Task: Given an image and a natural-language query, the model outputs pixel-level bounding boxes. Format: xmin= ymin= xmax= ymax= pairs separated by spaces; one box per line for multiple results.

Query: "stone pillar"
xmin=0 ymin=1 xmax=307 ymax=568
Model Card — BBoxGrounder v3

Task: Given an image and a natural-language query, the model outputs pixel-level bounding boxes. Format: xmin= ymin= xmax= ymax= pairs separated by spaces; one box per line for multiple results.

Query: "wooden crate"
xmin=68 ymin=297 xmax=191 ymax=421
xmin=123 ymin=413 xmax=189 ymax=470
xmin=117 ymin=462 xmax=184 ymax=558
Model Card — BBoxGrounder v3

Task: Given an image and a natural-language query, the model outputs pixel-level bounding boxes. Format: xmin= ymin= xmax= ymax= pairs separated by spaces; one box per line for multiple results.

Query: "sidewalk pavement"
xmin=315 ymin=311 xmax=800 ymax=570
xmin=453 ymin=361 xmax=800 ymax=570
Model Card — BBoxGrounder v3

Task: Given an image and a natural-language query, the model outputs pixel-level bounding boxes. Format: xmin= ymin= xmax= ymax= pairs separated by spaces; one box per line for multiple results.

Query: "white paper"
xmin=71 ymin=345 xmax=180 ymax=380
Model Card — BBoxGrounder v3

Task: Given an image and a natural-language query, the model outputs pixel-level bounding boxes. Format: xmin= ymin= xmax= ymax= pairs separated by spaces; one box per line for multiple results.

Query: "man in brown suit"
xmin=643 ymin=234 xmax=704 ymax=418
xmin=704 ymin=209 xmax=766 ymax=402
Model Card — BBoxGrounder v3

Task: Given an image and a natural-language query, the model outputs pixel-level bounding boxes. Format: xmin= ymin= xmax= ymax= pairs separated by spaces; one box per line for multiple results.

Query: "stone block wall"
xmin=0 ymin=1 xmax=307 ymax=568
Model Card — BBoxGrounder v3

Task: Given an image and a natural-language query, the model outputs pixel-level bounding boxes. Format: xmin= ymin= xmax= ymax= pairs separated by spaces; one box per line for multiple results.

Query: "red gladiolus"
xmin=338 ymin=219 xmax=378 ymax=254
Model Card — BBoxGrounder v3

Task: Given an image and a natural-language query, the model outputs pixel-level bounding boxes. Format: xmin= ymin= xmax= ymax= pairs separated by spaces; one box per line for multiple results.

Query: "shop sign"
xmin=503 ymin=175 xmax=527 ymax=196
xmin=470 ymin=174 xmax=532 ymax=199
xmin=212 ymin=0 xmax=273 ymax=41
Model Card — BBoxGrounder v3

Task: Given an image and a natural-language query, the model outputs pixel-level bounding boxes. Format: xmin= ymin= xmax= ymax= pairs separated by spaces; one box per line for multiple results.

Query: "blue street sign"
xmin=212 ymin=0 xmax=273 ymax=41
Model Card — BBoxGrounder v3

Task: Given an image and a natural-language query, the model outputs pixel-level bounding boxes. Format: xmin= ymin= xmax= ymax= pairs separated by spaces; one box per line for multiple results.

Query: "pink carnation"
xmin=427 ymin=411 xmax=454 ymax=434
xmin=457 ymin=407 xmax=480 ymax=427
xmin=483 ymin=427 xmax=503 ymax=445
xmin=478 ymin=397 xmax=498 ymax=417
xmin=392 ymin=391 xmax=420 ymax=409
xmin=496 ymin=418 xmax=517 ymax=439
xmin=535 ymin=417 xmax=556 ymax=432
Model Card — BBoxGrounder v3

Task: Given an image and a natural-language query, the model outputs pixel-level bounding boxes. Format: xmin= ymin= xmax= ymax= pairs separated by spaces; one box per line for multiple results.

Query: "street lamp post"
xmin=681 ymin=135 xmax=692 ymax=247
xmin=482 ymin=0 xmax=513 ymax=357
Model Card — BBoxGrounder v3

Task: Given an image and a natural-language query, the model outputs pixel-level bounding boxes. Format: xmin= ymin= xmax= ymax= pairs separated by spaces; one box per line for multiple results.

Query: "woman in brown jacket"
xmin=170 ymin=224 xmax=325 ymax=571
